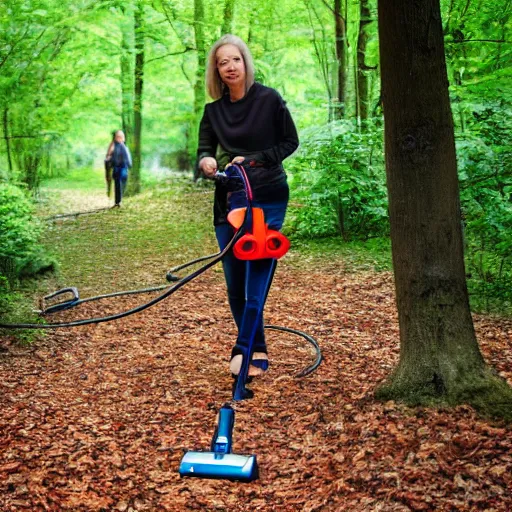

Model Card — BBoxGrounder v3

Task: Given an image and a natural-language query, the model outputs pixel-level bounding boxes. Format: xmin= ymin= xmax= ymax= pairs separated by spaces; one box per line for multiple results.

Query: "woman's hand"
xmin=199 ymin=157 xmax=218 ymax=178
xmin=225 ymin=156 xmax=245 ymax=169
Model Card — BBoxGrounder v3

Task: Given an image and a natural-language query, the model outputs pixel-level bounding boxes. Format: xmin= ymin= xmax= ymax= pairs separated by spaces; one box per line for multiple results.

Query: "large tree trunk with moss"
xmin=192 ymin=0 xmax=206 ymax=181
xmin=376 ymin=0 xmax=512 ymax=420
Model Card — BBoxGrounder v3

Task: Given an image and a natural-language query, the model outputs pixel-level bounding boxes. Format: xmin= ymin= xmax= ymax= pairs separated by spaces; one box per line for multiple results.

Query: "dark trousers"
xmin=215 ymin=199 xmax=288 ymax=355
xmin=113 ymin=167 xmax=128 ymax=205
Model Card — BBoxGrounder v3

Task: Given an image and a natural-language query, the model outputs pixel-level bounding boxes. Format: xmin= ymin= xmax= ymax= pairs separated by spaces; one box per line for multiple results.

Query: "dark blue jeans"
xmin=113 ymin=167 xmax=128 ymax=205
xmin=215 ymin=199 xmax=288 ymax=356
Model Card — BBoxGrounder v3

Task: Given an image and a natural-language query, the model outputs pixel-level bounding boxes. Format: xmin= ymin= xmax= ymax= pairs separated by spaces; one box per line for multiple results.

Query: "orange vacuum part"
xmin=227 ymin=207 xmax=290 ymax=260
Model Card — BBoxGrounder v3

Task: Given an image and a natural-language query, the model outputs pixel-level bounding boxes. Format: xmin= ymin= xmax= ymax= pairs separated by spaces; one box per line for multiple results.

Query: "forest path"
xmin=1 ymin=179 xmax=511 ymax=512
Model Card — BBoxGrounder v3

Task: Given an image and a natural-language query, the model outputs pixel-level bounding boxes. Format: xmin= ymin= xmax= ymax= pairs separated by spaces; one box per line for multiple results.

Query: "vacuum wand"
xmin=178 ymin=403 xmax=258 ymax=482
xmin=179 ymin=164 xmax=288 ymax=482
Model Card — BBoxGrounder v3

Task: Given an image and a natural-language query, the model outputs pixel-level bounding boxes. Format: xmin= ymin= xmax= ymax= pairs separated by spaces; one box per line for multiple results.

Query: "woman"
xmin=106 ymin=130 xmax=132 ymax=207
xmin=197 ymin=34 xmax=299 ymax=377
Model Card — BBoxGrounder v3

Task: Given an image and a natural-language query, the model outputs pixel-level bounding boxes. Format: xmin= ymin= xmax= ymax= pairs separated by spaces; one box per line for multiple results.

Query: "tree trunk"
xmin=120 ymin=2 xmax=135 ymax=146
xmin=192 ymin=0 xmax=206 ymax=181
xmin=333 ymin=0 xmax=346 ymax=119
xmin=3 ymin=107 xmax=13 ymax=174
xmin=23 ymin=152 xmax=41 ymax=192
xmin=221 ymin=0 xmax=235 ymax=35
xmin=356 ymin=0 xmax=371 ymax=123
xmin=305 ymin=1 xmax=334 ymax=122
xmin=129 ymin=0 xmax=144 ymax=195
xmin=376 ymin=0 xmax=512 ymax=420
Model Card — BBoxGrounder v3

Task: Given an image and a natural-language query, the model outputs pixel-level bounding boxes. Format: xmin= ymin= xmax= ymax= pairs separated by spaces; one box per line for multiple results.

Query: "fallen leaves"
xmin=1 ymin=265 xmax=511 ymax=511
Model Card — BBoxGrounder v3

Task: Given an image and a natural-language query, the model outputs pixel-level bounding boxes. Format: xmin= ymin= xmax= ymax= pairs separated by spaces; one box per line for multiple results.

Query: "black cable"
xmin=1 ymin=267 xmax=322 ymax=379
xmin=32 ymin=275 xmax=322 ymax=379
xmin=47 ymin=284 xmax=171 ymax=310
xmin=167 ymin=252 xmax=221 ymax=274
xmin=0 ymin=229 xmax=242 ymax=329
xmin=37 ymin=255 xmax=225 ymax=315
xmin=3 ymin=165 xmax=322 ymax=378
xmin=45 ymin=206 xmax=114 ymax=222
xmin=264 ymin=325 xmax=322 ymax=378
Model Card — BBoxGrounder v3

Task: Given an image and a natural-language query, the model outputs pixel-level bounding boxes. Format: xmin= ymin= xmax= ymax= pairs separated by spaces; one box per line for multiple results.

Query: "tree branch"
xmin=145 ymin=47 xmax=194 ymax=64
xmin=319 ymin=0 xmax=335 ymax=15
xmin=447 ymin=39 xmax=511 ymax=44
xmin=180 ymin=61 xmax=192 ymax=86
xmin=156 ymin=0 xmax=191 ymax=54
xmin=4 ymin=134 xmax=58 ymax=139
xmin=0 ymin=26 xmax=31 ymax=71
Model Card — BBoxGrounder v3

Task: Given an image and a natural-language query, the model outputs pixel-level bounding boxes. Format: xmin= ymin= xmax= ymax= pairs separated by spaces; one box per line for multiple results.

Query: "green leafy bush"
xmin=286 ymin=109 xmax=511 ymax=315
xmin=0 ymin=183 xmax=55 ymax=286
xmin=456 ymin=102 xmax=512 ymax=313
xmin=287 ymin=120 xmax=389 ymax=241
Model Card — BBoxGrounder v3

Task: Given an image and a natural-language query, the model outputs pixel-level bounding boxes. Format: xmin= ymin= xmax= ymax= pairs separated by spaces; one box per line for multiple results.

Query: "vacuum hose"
xmin=0 ymin=229 xmax=242 ymax=330
xmin=1 ymin=166 xmax=322 ymax=378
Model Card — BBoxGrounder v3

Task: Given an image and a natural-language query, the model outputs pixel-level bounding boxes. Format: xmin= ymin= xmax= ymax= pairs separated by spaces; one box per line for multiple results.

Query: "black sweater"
xmin=197 ymin=82 xmax=299 ymax=225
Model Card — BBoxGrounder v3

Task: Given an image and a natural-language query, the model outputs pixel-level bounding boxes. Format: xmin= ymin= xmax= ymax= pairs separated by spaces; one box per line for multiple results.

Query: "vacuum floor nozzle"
xmin=179 ymin=451 xmax=258 ymax=481
xmin=179 ymin=404 xmax=258 ymax=482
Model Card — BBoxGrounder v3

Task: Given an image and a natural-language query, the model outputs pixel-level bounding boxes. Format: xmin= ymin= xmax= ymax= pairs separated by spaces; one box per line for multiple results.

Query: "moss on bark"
xmin=376 ymin=365 xmax=512 ymax=422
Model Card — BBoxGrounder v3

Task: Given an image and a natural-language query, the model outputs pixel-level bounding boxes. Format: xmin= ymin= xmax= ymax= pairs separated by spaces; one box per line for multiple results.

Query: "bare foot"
xmin=229 ymin=354 xmax=267 ymax=377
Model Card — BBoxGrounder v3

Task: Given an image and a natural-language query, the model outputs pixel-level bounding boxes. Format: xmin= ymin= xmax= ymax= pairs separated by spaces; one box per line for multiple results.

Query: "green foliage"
xmin=0 ymin=183 xmax=55 ymax=285
xmin=0 ymin=0 xmax=510 ymax=317
xmin=441 ymin=0 xmax=512 ymax=314
xmin=0 ymin=0 xmax=121 ymax=188
xmin=287 ymin=119 xmax=389 ymax=241
xmin=455 ymin=102 xmax=512 ymax=313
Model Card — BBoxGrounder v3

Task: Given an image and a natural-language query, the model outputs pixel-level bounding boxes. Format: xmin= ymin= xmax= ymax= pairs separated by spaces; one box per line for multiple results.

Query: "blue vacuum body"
xmin=179 ymin=404 xmax=258 ymax=482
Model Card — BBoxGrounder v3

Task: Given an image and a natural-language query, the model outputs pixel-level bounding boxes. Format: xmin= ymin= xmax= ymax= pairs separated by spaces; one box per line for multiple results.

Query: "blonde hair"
xmin=206 ymin=34 xmax=255 ymax=100
xmin=114 ymin=130 xmax=125 ymax=143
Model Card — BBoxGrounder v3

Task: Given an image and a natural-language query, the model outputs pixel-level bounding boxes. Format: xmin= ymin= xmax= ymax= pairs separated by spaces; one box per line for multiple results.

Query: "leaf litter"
xmin=1 ymin=259 xmax=511 ymax=511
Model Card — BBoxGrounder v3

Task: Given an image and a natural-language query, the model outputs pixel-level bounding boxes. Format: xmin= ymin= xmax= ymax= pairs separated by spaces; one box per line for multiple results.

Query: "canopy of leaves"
xmin=0 ymin=0 xmax=510 ymax=314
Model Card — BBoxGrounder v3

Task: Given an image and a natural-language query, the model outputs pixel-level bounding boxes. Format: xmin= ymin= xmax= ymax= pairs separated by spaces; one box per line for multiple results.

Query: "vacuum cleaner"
xmin=178 ymin=403 xmax=258 ymax=481
xmin=1 ymin=163 xmax=320 ymax=482
xmin=178 ymin=164 xmax=288 ymax=482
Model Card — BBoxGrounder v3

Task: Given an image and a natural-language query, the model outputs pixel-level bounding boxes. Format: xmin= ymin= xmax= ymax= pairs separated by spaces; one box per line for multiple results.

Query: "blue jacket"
xmin=112 ymin=142 xmax=132 ymax=168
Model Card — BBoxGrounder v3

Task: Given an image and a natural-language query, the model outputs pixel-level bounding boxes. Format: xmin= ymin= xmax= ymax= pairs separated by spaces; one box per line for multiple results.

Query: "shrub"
xmin=0 ymin=183 xmax=55 ymax=287
xmin=457 ymin=130 xmax=512 ymax=313
xmin=287 ymin=119 xmax=389 ymax=241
